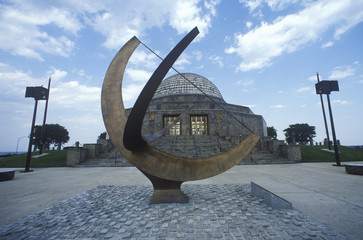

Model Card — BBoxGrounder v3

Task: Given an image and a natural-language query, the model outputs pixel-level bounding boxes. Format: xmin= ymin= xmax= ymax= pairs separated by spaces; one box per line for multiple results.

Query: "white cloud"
xmin=193 ymin=50 xmax=203 ymax=61
xmin=237 ymin=79 xmax=254 ymax=92
xmin=47 ymin=67 xmax=68 ymax=83
xmin=240 ymin=0 xmax=300 ymax=12
xmin=237 ymin=79 xmax=254 ymax=87
xmin=297 ymin=86 xmax=312 ymax=93
xmin=332 ymin=99 xmax=352 ymax=105
xmin=245 ymin=104 xmax=257 ymax=108
xmin=0 ymin=63 xmax=43 ymax=98
xmin=122 ymin=68 xmax=153 ymax=107
xmin=300 ymin=104 xmax=308 ymax=108
xmin=227 ymin=0 xmax=363 ymax=71
xmin=125 ymin=68 xmax=152 ymax=84
xmin=0 ymin=2 xmax=79 ymax=60
xmin=0 ymin=63 xmax=100 ymax=111
xmin=329 ymin=65 xmax=355 ymax=79
xmin=308 ymin=75 xmax=319 ymax=81
xmin=322 ymin=41 xmax=334 ymax=48
xmin=169 ymin=0 xmax=219 ymax=39
xmin=0 ymin=0 xmax=219 ymax=60
xmin=224 ymin=35 xmax=231 ymax=42
xmin=270 ymin=104 xmax=288 ymax=108
xmin=50 ymin=81 xmax=101 ymax=110
xmin=209 ymin=55 xmax=224 ymax=68
xmin=129 ymin=49 xmax=159 ymax=70
xmin=246 ymin=21 xmax=253 ymax=29
xmin=0 ymin=63 xmax=105 ymax=149
xmin=240 ymin=0 xmax=264 ymax=13
xmin=174 ymin=53 xmax=192 ymax=69
xmin=122 ymin=83 xmax=146 ymax=107
xmin=266 ymin=0 xmax=299 ymax=11
xmin=88 ymin=0 xmax=218 ymax=49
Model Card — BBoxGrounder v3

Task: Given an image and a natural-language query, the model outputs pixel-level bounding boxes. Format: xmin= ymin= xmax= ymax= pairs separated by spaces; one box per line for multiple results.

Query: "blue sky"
xmin=1 ymin=0 xmax=362 ymax=152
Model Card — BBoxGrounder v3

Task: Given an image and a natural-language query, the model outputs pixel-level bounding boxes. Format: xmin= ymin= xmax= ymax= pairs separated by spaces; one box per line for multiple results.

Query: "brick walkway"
xmin=0 ymin=184 xmax=348 ymax=240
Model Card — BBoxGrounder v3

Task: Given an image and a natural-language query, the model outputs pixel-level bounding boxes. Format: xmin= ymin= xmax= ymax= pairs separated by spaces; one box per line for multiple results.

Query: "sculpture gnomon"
xmin=101 ymin=27 xmax=260 ymax=204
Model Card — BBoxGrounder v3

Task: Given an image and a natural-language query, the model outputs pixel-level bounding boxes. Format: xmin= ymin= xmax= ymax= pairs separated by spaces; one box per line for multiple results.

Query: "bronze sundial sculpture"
xmin=101 ymin=27 xmax=260 ymax=204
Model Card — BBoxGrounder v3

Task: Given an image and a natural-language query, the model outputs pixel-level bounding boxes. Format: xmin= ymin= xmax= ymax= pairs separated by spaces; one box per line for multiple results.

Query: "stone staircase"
xmin=77 ymin=151 xmax=133 ymax=167
xmin=240 ymin=149 xmax=295 ymax=165
xmin=75 ymin=136 xmax=297 ymax=167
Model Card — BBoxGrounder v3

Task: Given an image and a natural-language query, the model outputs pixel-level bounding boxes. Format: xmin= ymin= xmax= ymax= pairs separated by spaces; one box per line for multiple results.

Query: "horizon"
xmin=1 ymin=0 xmax=362 ymax=152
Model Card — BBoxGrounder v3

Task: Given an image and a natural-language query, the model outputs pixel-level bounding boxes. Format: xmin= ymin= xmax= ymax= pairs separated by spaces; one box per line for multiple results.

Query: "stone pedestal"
xmin=140 ymin=169 xmax=189 ymax=204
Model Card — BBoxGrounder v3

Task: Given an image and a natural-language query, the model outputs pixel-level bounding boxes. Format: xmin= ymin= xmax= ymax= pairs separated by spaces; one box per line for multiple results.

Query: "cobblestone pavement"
xmin=0 ymin=184 xmax=349 ymax=240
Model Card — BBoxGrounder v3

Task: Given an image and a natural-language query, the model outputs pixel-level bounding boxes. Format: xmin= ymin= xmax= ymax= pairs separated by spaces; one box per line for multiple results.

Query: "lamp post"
xmin=316 ymin=73 xmax=331 ymax=150
xmin=23 ymin=86 xmax=49 ymax=172
xmin=315 ymin=79 xmax=341 ymax=166
xmin=39 ymin=76 xmax=51 ymax=155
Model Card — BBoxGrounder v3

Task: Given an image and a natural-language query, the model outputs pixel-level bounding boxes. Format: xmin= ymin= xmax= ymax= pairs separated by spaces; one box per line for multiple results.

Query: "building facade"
xmin=67 ymin=73 xmax=302 ymax=167
xmin=136 ymin=73 xmax=267 ymax=158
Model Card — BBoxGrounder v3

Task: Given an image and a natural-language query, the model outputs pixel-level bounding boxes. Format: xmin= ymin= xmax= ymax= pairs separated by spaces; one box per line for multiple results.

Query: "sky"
xmin=1 ymin=0 xmax=362 ymax=152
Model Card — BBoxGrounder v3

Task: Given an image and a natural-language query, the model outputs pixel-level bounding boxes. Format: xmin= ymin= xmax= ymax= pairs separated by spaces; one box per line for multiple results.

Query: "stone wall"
xmin=83 ymin=144 xmax=102 ymax=159
xmin=135 ymin=94 xmax=267 ymax=139
xmin=66 ymin=148 xmax=88 ymax=166
xmin=281 ymin=145 xmax=302 ymax=162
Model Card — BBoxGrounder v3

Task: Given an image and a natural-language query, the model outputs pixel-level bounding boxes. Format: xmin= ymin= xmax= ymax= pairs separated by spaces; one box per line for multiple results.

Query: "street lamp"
xmin=315 ymin=78 xmax=341 ymax=166
xmin=23 ymin=86 xmax=48 ymax=172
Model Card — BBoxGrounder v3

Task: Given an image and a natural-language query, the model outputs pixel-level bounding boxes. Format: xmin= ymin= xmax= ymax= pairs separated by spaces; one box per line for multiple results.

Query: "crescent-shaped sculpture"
xmin=101 ymin=27 xmax=260 ymax=203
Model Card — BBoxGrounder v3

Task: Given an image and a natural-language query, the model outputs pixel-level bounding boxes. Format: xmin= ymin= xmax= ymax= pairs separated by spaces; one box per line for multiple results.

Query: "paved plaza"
xmin=0 ymin=162 xmax=362 ymax=239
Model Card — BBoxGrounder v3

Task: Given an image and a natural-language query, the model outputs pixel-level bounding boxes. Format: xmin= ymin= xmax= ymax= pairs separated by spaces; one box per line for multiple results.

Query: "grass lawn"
xmin=300 ymin=145 xmax=363 ymax=163
xmin=0 ymin=150 xmax=67 ymax=168
xmin=1 ymin=146 xmax=362 ymax=167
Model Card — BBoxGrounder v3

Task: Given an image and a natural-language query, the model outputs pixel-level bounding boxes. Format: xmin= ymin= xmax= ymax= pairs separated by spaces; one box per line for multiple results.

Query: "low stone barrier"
xmin=66 ymin=148 xmax=88 ymax=167
xmin=345 ymin=163 xmax=363 ymax=175
xmin=251 ymin=182 xmax=292 ymax=209
xmin=0 ymin=170 xmax=15 ymax=181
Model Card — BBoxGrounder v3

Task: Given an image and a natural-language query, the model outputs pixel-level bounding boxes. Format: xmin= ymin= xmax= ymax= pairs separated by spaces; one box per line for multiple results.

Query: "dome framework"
xmin=154 ymin=73 xmax=223 ymax=99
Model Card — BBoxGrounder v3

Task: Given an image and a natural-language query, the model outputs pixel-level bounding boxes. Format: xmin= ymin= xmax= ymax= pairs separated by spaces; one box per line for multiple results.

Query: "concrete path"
xmin=0 ymin=162 xmax=362 ymax=239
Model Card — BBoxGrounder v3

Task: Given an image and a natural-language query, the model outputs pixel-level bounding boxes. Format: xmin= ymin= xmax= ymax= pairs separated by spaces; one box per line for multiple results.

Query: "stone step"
xmin=75 ymin=138 xmax=296 ymax=167
xmin=239 ymin=158 xmax=294 ymax=165
xmin=77 ymin=157 xmax=133 ymax=167
xmin=251 ymin=152 xmax=276 ymax=160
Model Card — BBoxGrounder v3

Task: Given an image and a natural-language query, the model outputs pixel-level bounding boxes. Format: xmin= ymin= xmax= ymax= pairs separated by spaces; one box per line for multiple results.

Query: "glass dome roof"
xmin=153 ymin=73 xmax=223 ymax=99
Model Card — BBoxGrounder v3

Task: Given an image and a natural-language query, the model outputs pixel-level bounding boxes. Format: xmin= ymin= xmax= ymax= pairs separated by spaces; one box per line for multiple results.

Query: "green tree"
xmin=283 ymin=123 xmax=316 ymax=145
xmin=34 ymin=124 xmax=70 ymax=150
xmin=267 ymin=126 xmax=277 ymax=140
xmin=98 ymin=131 xmax=107 ymax=139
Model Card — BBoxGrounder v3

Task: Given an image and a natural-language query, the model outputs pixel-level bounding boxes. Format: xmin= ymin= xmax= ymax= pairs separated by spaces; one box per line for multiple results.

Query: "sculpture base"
xmin=140 ymin=169 xmax=189 ymax=204
xmin=150 ymin=189 xmax=189 ymax=204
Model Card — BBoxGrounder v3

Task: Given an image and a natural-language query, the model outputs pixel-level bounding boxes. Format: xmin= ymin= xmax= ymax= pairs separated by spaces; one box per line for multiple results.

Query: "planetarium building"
xmin=68 ymin=73 xmax=301 ymax=167
xmin=138 ymin=73 xmax=267 ymax=158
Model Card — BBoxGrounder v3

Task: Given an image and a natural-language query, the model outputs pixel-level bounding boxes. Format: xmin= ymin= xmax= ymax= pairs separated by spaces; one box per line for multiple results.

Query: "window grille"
xmin=191 ymin=115 xmax=208 ymax=136
xmin=163 ymin=116 xmax=181 ymax=136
